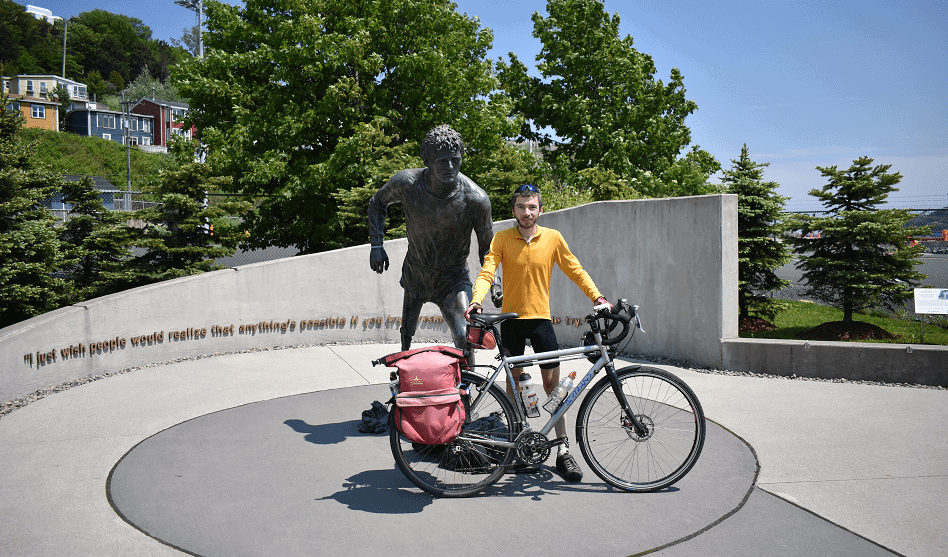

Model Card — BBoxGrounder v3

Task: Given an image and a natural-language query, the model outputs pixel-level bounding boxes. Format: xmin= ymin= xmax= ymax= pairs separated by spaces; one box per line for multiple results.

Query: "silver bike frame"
xmin=461 ymin=331 xmax=612 ymax=446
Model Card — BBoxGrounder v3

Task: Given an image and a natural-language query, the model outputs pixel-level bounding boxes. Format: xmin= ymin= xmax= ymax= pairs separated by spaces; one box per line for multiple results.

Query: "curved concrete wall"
xmin=5 ymin=194 xmax=940 ymax=402
xmin=1 ymin=195 xmax=737 ymax=402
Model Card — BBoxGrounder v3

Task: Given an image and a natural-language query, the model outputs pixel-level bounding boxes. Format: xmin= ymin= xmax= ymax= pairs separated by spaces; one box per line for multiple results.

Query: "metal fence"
xmin=769 ymin=209 xmax=948 ymax=323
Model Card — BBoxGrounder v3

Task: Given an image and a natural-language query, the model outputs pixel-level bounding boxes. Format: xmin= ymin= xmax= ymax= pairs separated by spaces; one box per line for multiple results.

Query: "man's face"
xmin=513 ymin=194 xmax=542 ymax=229
xmin=428 ymin=147 xmax=462 ymax=185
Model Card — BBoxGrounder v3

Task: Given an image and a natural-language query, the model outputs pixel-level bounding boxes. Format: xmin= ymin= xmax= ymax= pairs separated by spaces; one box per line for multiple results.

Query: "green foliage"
xmin=174 ymin=0 xmax=517 ymax=254
xmin=722 ymin=144 xmax=791 ymax=319
xmin=0 ymin=0 xmax=65 ymax=76
xmin=498 ymin=0 xmax=701 ymax=188
xmin=0 ymin=1 xmax=188 ymax=90
xmin=118 ymin=139 xmax=250 ymax=287
xmin=57 ymin=176 xmax=134 ymax=303
xmin=787 ymin=157 xmax=929 ymax=323
xmin=125 ymin=65 xmax=183 ymax=103
xmin=21 ymin=127 xmax=176 ymax=189
xmin=0 ymin=95 xmax=65 ymax=327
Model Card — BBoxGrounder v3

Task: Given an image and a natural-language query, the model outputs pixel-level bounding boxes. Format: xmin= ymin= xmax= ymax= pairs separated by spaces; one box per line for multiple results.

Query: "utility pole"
xmin=174 ymin=0 xmax=204 ymax=57
xmin=121 ymin=90 xmax=132 ymax=211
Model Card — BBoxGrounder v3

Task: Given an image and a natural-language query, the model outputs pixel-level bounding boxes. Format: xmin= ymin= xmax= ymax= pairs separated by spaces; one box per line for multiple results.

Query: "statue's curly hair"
xmin=420 ymin=125 xmax=465 ymax=165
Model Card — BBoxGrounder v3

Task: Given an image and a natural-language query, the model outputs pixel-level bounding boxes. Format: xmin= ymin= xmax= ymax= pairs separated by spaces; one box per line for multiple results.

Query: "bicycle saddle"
xmin=470 ymin=312 xmax=519 ymax=327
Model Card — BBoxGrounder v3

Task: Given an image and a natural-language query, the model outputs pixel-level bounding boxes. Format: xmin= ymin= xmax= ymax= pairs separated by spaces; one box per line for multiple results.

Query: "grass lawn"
xmin=740 ymin=300 xmax=948 ymax=345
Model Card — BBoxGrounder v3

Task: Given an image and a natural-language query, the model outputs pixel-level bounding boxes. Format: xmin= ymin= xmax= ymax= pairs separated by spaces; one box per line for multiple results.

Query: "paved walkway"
xmin=0 ymin=344 xmax=945 ymax=556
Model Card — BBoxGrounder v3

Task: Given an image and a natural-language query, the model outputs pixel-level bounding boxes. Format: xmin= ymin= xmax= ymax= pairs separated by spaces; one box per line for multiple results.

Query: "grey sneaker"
xmin=556 ymin=453 xmax=583 ymax=482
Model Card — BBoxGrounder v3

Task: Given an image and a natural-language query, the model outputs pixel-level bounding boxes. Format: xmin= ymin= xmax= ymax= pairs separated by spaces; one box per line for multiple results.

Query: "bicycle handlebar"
xmin=590 ymin=300 xmax=635 ymax=346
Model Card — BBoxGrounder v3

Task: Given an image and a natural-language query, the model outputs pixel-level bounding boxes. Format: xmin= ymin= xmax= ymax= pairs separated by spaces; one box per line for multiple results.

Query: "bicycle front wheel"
xmin=390 ymin=371 xmax=518 ymax=497
xmin=576 ymin=366 xmax=705 ymax=492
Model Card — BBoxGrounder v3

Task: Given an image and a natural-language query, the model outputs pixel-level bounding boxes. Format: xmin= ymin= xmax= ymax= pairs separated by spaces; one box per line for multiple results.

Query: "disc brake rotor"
xmin=622 ymin=414 xmax=654 ymax=442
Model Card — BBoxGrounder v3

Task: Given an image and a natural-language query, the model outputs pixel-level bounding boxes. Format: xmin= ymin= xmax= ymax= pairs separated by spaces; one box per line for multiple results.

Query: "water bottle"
xmin=389 ymin=371 xmax=399 ymax=396
xmin=543 ymin=371 xmax=576 ymax=414
xmin=519 ymin=372 xmax=541 ymax=417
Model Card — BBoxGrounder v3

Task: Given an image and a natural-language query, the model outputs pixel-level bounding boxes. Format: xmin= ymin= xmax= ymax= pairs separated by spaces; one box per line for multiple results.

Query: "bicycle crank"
xmin=515 ymin=432 xmax=553 ymax=464
xmin=622 ymin=414 xmax=654 ymax=441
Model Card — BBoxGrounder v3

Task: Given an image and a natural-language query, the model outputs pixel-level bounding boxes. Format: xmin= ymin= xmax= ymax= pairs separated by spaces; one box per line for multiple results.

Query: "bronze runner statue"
xmin=368 ymin=125 xmax=493 ymax=351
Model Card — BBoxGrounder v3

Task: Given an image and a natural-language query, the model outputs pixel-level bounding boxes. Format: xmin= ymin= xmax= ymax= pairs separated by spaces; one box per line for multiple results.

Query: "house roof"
xmin=133 ymin=97 xmax=190 ymax=110
xmin=62 ymin=175 xmax=123 ymax=192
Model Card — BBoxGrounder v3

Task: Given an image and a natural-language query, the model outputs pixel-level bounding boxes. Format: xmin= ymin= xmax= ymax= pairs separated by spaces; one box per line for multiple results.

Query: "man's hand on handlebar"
xmin=594 ymin=296 xmax=613 ymax=311
xmin=465 ymin=302 xmax=482 ymax=322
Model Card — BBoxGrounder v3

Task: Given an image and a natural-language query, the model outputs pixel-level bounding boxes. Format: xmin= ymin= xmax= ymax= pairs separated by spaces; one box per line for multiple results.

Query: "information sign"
xmin=914 ymin=288 xmax=948 ymax=315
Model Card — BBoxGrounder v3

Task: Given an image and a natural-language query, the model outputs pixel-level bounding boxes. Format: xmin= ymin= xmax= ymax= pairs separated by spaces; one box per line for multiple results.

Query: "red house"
xmin=131 ymin=98 xmax=195 ymax=148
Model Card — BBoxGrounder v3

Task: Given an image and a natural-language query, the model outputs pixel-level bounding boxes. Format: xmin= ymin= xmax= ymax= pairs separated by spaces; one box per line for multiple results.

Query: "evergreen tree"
xmin=721 ymin=144 xmax=790 ymax=320
xmin=121 ymin=140 xmax=250 ymax=287
xmin=788 ymin=157 xmax=928 ymax=323
xmin=57 ymin=176 xmax=134 ymax=303
xmin=0 ymin=96 xmax=64 ymax=327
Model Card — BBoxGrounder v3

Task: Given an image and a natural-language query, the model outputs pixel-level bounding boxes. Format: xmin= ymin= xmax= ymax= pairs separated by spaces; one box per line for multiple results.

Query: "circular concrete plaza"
xmin=108 ymin=384 xmax=757 ymax=557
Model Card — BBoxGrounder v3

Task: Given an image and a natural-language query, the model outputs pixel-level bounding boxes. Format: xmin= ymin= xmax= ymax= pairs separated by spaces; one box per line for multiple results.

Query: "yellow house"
xmin=2 ymin=75 xmax=88 ymax=132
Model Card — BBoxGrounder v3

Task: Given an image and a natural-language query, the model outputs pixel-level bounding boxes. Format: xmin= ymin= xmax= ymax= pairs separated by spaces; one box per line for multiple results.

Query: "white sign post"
xmin=913 ymin=289 xmax=948 ymax=343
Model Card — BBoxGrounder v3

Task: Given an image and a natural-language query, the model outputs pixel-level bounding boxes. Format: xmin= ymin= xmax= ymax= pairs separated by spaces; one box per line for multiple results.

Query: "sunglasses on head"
xmin=514 ymin=184 xmax=540 ymax=194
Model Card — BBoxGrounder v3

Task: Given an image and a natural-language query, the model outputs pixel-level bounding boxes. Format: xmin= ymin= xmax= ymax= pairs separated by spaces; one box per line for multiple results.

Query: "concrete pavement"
xmin=0 ymin=343 xmax=945 ymax=556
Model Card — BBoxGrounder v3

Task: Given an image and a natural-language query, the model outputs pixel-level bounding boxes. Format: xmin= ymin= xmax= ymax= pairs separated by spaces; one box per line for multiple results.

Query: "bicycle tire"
xmin=390 ymin=371 xmax=518 ymax=497
xmin=576 ymin=366 xmax=705 ymax=492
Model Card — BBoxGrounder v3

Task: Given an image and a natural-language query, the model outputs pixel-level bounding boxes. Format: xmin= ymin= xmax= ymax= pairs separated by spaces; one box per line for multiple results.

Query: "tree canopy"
xmin=174 ymin=0 xmax=517 ymax=253
xmin=0 ymin=0 xmax=188 ymax=94
xmin=498 ymin=0 xmax=709 ymax=194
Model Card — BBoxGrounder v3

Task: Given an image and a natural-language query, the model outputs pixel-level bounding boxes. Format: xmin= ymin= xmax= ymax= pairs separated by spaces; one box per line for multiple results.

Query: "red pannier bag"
xmin=379 ymin=345 xmax=467 ymax=445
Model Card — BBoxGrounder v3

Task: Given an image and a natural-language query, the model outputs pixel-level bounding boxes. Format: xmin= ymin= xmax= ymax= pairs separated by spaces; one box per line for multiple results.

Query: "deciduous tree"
xmin=498 ymin=0 xmax=704 ymax=190
xmin=174 ymin=0 xmax=516 ymax=253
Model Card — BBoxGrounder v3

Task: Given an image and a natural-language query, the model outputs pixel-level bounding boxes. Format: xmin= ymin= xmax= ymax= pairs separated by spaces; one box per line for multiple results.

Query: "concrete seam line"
xmin=627 ymin=417 xmax=761 ymax=557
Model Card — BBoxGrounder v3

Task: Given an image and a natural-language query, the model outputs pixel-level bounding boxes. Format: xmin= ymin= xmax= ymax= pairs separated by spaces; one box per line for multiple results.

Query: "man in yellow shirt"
xmin=466 ymin=184 xmax=609 ymax=482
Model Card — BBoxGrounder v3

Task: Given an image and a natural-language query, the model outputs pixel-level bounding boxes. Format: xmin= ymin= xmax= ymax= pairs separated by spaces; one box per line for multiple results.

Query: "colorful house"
xmin=66 ymin=105 xmax=155 ymax=146
xmin=3 ymin=75 xmax=90 ymax=132
xmin=131 ymin=98 xmax=195 ymax=148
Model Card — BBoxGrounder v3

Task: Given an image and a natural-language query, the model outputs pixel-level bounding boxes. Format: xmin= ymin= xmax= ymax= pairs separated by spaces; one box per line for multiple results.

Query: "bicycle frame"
xmin=462 ymin=311 xmax=648 ymax=452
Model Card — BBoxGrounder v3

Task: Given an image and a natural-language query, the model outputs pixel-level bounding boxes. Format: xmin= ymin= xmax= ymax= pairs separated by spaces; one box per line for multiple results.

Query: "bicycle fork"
xmin=604 ymin=362 xmax=650 ymax=438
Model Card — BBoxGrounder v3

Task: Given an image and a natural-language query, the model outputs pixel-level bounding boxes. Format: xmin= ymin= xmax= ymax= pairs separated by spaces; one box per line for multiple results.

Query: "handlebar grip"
xmin=599 ymin=306 xmax=632 ymax=346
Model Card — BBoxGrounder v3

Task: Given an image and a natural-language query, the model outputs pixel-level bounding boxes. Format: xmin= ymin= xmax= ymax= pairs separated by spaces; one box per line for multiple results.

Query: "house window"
xmin=40 ymin=82 xmax=47 ymax=94
xmin=98 ymin=114 xmax=116 ymax=129
xmin=4 ymin=102 xmax=18 ymax=112
xmin=102 ymin=133 xmax=111 ymax=141
xmin=130 ymin=118 xmax=138 ymax=131
xmin=128 ymin=136 xmax=139 ymax=146
xmin=171 ymin=108 xmax=186 ymax=122
xmin=142 ymin=137 xmax=151 ymax=146
xmin=142 ymin=119 xmax=149 ymax=132
xmin=31 ymin=104 xmax=45 ymax=119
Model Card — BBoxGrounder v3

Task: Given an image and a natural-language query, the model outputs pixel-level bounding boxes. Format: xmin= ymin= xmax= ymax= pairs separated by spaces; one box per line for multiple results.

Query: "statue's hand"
xmin=370 ymin=246 xmax=389 ymax=274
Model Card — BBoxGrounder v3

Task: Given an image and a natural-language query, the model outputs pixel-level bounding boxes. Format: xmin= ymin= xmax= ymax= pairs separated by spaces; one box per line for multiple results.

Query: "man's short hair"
xmin=511 ymin=184 xmax=543 ymax=210
xmin=420 ymin=125 xmax=465 ymax=165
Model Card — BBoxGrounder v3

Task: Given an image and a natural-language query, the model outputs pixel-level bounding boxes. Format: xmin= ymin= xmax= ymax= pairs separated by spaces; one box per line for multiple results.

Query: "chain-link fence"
xmin=768 ymin=209 xmax=948 ymax=322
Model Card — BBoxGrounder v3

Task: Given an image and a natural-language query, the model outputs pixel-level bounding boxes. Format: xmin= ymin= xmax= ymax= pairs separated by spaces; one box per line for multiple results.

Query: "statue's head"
xmin=420 ymin=125 xmax=465 ymax=166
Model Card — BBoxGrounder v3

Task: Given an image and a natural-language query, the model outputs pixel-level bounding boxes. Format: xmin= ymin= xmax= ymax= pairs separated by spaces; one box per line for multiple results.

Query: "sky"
xmin=17 ymin=0 xmax=948 ymax=211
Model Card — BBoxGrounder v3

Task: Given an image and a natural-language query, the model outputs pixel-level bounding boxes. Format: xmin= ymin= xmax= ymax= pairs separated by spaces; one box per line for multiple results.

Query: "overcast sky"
xmin=20 ymin=0 xmax=948 ymax=210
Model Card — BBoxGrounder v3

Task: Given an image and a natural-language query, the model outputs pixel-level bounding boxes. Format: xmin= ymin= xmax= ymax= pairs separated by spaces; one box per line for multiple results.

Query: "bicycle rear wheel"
xmin=576 ymin=366 xmax=705 ymax=492
xmin=390 ymin=371 xmax=518 ymax=497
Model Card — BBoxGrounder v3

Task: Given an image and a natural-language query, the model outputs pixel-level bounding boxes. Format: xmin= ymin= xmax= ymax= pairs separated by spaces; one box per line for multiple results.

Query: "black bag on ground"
xmin=358 ymin=401 xmax=389 ymax=434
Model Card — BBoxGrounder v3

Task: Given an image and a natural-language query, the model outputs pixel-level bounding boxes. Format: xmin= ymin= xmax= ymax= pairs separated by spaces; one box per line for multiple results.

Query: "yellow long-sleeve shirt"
xmin=472 ymin=226 xmax=602 ymax=320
